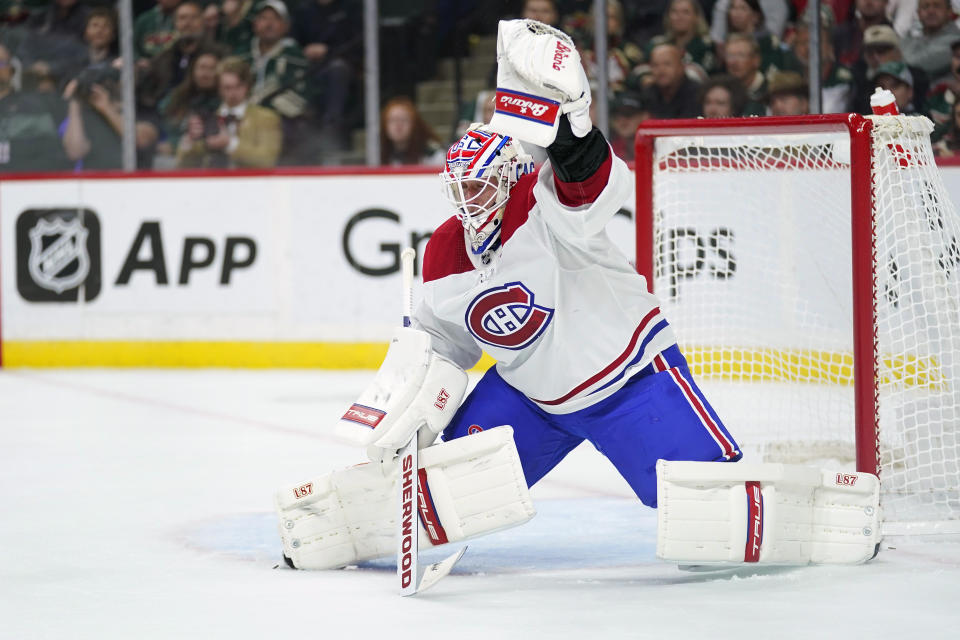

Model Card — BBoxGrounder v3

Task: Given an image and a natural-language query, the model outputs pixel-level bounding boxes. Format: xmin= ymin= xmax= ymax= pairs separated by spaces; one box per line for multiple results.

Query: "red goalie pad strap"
xmin=417 ymin=468 xmax=449 ymax=546
xmin=744 ymin=481 xmax=764 ymax=562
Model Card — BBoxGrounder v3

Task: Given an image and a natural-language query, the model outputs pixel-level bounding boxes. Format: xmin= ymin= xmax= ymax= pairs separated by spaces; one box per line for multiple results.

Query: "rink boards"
xmin=3 ymin=163 xmax=960 ymax=368
xmin=0 ymin=168 xmax=636 ymax=367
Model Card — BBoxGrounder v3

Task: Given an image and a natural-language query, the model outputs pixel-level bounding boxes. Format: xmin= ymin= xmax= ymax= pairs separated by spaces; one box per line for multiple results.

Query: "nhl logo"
xmin=27 ymin=217 xmax=91 ymax=294
xmin=16 ymin=209 xmax=102 ymax=302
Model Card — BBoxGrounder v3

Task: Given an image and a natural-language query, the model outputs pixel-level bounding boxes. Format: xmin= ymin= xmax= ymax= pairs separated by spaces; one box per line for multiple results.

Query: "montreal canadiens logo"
xmin=465 ymin=282 xmax=554 ymax=350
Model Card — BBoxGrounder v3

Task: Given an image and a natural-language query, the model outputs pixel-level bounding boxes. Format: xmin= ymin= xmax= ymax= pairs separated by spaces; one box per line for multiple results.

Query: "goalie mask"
xmin=440 ymin=125 xmax=534 ymax=264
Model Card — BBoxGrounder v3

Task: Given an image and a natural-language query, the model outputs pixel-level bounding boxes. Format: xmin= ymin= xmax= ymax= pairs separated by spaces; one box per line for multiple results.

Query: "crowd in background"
xmin=3 ymin=0 xmax=960 ymax=172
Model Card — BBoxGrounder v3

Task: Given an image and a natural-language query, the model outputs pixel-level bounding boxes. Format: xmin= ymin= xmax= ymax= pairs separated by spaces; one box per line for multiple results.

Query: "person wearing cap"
xmin=243 ymin=0 xmax=309 ymax=155
xmin=852 ymin=23 xmax=929 ymax=113
xmin=873 ymin=59 xmax=922 ymax=114
xmin=766 ymin=70 xmax=810 ymax=115
xmin=902 ymin=0 xmax=960 ymax=83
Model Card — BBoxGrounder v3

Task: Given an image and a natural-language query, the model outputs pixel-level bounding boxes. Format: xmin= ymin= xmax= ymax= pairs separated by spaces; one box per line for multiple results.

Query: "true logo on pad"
xmin=342 ymin=403 xmax=386 ymax=428
xmin=494 ymin=88 xmax=560 ymax=125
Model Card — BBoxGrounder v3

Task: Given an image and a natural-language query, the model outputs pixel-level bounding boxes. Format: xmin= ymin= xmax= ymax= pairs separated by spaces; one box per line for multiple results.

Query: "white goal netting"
xmin=643 ymin=116 xmax=960 ymax=532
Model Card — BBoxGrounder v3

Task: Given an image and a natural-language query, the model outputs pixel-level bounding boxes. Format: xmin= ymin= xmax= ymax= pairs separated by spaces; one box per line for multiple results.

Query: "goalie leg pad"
xmin=276 ymin=426 xmax=535 ymax=569
xmin=656 ymin=460 xmax=881 ymax=566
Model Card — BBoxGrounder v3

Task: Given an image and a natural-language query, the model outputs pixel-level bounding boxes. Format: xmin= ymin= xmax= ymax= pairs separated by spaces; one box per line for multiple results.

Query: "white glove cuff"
xmin=490 ymin=88 xmax=563 ymax=148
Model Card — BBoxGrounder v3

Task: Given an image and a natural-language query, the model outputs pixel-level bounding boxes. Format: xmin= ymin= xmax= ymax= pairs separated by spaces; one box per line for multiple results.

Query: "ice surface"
xmin=2 ymin=369 xmax=959 ymax=639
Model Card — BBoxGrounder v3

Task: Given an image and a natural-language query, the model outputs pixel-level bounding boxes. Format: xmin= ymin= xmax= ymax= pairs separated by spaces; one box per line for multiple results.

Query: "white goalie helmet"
xmin=440 ymin=124 xmax=534 ymax=262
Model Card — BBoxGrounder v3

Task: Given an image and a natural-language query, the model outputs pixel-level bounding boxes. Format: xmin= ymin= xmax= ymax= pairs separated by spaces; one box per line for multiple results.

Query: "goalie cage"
xmin=635 ymin=114 xmax=960 ymax=536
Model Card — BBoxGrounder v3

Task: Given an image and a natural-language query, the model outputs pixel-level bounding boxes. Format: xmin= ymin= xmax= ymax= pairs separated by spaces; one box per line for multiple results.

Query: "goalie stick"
xmin=396 ymin=247 xmax=467 ymax=596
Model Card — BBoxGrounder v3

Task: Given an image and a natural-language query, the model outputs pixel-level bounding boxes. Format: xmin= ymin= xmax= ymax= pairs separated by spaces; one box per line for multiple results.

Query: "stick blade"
xmin=413 ymin=546 xmax=467 ymax=595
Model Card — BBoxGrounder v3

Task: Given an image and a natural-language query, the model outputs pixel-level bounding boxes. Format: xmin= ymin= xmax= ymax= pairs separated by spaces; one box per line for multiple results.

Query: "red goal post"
xmin=634 ymin=114 xmax=960 ymax=533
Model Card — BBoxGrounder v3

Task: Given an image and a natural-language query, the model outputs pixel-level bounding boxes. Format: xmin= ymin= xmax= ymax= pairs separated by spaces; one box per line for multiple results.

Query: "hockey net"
xmin=635 ymin=114 xmax=960 ymax=534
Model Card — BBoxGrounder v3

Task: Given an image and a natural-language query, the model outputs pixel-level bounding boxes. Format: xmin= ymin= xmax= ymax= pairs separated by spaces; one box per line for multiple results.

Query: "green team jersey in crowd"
xmin=742 ymin=70 xmax=768 ymax=116
xmin=134 ymin=5 xmax=177 ymax=59
xmin=244 ymin=37 xmax=309 ymax=119
xmin=821 ymin=63 xmax=855 ymax=114
xmin=927 ymin=83 xmax=957 ymax=128
xmin=220 ymin=19 xmax=254 ymax=56
xmin=646 ymin=34 xmax=719 ymax=77
xmin=218 ymin=0 xmax=255 ymax=55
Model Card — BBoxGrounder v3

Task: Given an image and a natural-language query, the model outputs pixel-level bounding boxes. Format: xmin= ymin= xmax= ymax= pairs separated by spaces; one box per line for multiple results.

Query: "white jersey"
xmin=414 ymin=152 xmax=676 ymax=414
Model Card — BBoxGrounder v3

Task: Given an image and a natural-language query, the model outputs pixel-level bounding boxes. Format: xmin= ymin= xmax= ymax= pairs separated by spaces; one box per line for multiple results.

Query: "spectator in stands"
xmin=723 ymin=33 xmax=768 ymax=114
xmin=161 ymin=48 xmax=223 ymax=150
xmin=647 ymin=0 xmax=719 ymax=78
xmin=641 ymin=43 xmax=701 ymax=119
xmin=834 ymin=0 xmax=893 ymax=67
xmin=792 ymin=20 xmax=855 ymax=112
xmin=15 ymin=0 xmax=91 ymax=91
xmin=566 ymin=0 xmax=643 ymax=95
xmin=244 ymin=0 xmax=309 ymax=163
xmin=721 ymin=0 xmax=793 ymax=73
xmin=202 ymin=2 xmax=220 ymax=41
xmin=608 ymin=91 xmax=648 ymax=161
xmin=292 ymin=0 xmax=360 ymax=152
xmin=27 ymin=0 xmax=88 ymax=42
xmin=379 ymin=96 xmax=444 ymax=166
xmin=481 ymin=0 xmax=564 ymax=88
xmin=767 ymin=69 xmax=810 ymax=114
xmin=852 ymin=24 xmax=929 ymax=112
xmin=523 ymin=0 xmax=560 ymax=26
xmin=245 ymin=0 xmax=308 ymax=120
xmin=873 ymin=60 xmax=922 ymax=113
xmin=902 ymin=0 xmax=960 ymax=82
xmin=927 ymin=39 xmax=960 ymax=126
xmin=711 ymin=0 xmax=790 ymax=49
xmin=82 ymin=7 xmax=119 ymax=68
xmin=137 ymin=1 xmax=222 ymax=116
xmin=699 ymin=74 xmax=748 ymax=117
xmin=62 ymin=63 xmax=160 ymax=169
xmin=176 ymin=56 xmax=282 ymax=168
xmin=933 ymin=99 xmax=960 ymax=155
xmin=888 ymin=0 xmax=920 ymax=36
xmin=134 ymin=0 xmax=181 ymax=60
xmin=0 ymin=43 xmax=71 ymax=172
xmin=217 ymin=0 xmax=254 ymax=54
xmin=46 ymin=7 xmax=121 ymax=121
